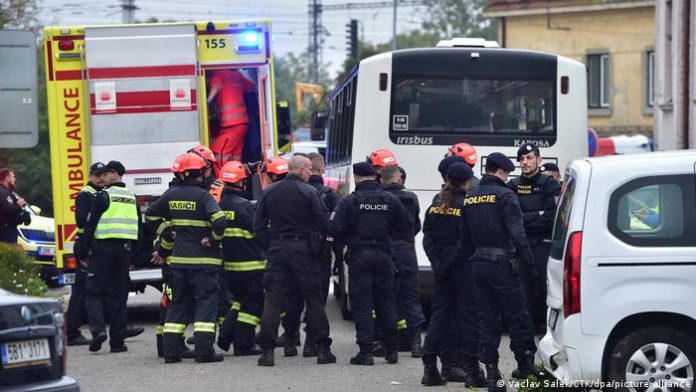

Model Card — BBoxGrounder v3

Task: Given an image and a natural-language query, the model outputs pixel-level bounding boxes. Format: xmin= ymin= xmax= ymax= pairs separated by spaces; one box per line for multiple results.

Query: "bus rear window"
xmin=390 ymin=77 xmax=555 ymax=145
xmin=550 ymin=176 xmax=576 ymax=260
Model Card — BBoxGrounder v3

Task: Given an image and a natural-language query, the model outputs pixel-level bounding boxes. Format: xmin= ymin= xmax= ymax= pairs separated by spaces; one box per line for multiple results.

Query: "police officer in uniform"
xmin=0 ymin=168 xmax=30 ymax=244
xmin=146 ymin=152 xmax=228 ymax=363
xmin=67 ymin=162 xmax=106 ymax=346
xmin=254 ymin=155 xmax=336 ymax=367
xmin=380 ymin=165 xmax=426 ymax=358
xmin=507 ymin=144 xmax=561 ymax=325
xmin=330 ymin=162 xmax=412 ymax=366
xmin=460 ymin=153 xmax=537 ymax=390
xmin=81 ymin=161 xmax=140 ymax=353
xmin=216 ymin=161 xmax=265 ymax=356
xmin=421 ymin=163 xmax=486 ymax=387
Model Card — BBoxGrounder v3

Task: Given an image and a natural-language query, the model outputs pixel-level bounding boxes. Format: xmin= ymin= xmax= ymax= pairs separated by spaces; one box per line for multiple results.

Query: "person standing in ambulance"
xmin=207 ymin=70 xmax=256 ymax=176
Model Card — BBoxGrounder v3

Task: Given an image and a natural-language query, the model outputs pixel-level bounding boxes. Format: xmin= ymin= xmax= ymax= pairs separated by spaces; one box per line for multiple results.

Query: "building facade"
xmin=484 ymin=0 xmax=655 ymax=137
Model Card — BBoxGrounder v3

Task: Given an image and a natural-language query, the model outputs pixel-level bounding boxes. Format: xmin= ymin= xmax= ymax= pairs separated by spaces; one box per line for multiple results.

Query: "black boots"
xmin=385 ymin=340 xmax=399 ymax=364
xmin=350 ymin=351 xmax=374 ymax=365
xmin=258 ymin=349 xmax=275 ymax=366
xmin=410 ymin=330 xmax=423 ymax=358
xmin=284 ymin=341 xmax=298 ymax=357
xmin=422 ymin=365 xmax=447 ymax=386
xmin=316 ymin=343 xmax=337 ymax=364
xmin=157 ymin=334 xmax=164 ymax=358
xmin=276 ymin=331 xmax=300 ymax=347
xmin=303 ymin=343 xmax=318 ymax=357
xmin=234 ymin=345 xmax=263 ymax=356
xmin=195 ymin=352 xmax=224 ymax=363
xmin=512 ymin=351 xmax=536 ymax=379
xmin=485 ymin=363 xmax=506 ymax=392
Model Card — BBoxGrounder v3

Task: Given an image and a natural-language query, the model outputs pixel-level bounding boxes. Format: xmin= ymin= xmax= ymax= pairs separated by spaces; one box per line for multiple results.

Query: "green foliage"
xmin=0 ymin=0 xmax=39 ymax=31
xmin=422 ymin=0 xmax=496 ymax=40
xmin=0 ymin=243 xmax=48 ymax=297
xmin=274 ymin=53 xmax=331 ymax=128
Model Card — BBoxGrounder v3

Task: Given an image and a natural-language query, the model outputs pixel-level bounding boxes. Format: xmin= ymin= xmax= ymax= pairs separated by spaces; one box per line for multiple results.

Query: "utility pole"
xmin=308 ymin=0 xmax=322 ymax=84
xmin=121 ymin=0 xmax=137 ymax=24
xmin=392 ymin=0 xmax=397 ymax=51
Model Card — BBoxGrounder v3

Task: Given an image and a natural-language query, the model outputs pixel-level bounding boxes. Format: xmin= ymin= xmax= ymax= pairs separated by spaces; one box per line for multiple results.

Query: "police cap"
xmin=516 ymin=143 xmax=540 ymax=161
xmin=437 ymin=155 xmax=466 ymax=177
xmin=106 ymin=160 xmax=126 ymax=176
xmin=446 ymin=162 xmax=473 ymax=181
xmin=540 ymin=162 xmax=559 ymax=173
xmin=89 ymin=162 xmax=107 ymax=175
xmin=487 ymin=153 xmax=515 ymax=172
xmin=353 ymin=162 xmax=376 ymax=177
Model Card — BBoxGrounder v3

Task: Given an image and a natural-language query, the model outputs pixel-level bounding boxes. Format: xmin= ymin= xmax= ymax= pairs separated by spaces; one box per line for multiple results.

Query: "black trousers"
xmin=258 ymin=239 xmax=330 ymax=350
xmin=422 ymin=263 xmax=479 ymax=367
xmin=0 ymin=225 xmax=18 ymax=244
xmin=163 ymin=267 xmax=219 ymax=359
xmin=86 ymin=240 xmax=130 ymax=347
xmin=219 ymin=270 xmax=264 ymax=349
xmin=348 ymin=247 xmax=397 ymax=349
xmin=471 ymin=255 xmax=535 ymax=364
xmin=520 ymin=242 xmax=551 ymax=323
xmin=66 ymin=267 xmax=89 ymax=340
xmin=392 ymin=241 xmax=425 ymax=335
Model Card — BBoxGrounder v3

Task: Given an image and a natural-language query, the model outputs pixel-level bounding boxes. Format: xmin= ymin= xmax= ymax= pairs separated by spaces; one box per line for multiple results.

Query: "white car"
xmin=539 ymin=150 xmax=696 ymax=391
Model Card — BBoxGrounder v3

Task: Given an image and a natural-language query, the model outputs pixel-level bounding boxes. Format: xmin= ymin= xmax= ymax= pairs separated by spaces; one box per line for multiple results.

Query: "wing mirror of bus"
xmin=310 ymin=111 xmax=327 ymax=141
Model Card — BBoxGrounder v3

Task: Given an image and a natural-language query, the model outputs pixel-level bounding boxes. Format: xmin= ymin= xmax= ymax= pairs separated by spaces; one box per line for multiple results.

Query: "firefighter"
xmin=254 ymin=155 xmax=336 ymax=367
xmin=67 ymin=162 xmax=107 ymax=346
xmin=146 ymin=152 xmax=227 ymax=363
xmin=188 ymin=144 xmax=218 ymax=190
xmin=81 ymin=161 xmax=140 ymax=353
xmin=0 ymin=168 xmax=30 ymax=244
xmin=260 ymin=156 xmax=289 ymax=184
xmin=460 ymin=153 xmax=537 ymax=390
xmin=366 ymin=148 xmax=398 ymax=178
xmin=330 ymin=162 xmax=412 ymax=366
xmin=207 ymin=69 xmax=256 ymax=176
xmin=446 ymin=142 xmax=480 ymax=187
xmin=216 ymin=161 xmax=265 ymax=356
xmin=507 ymin=143 xmax=561 ymax=326
xmin=421 ymin=163 xmax=486 ymax=387
xmin=379 ymin=165 xmax=426 ymax=358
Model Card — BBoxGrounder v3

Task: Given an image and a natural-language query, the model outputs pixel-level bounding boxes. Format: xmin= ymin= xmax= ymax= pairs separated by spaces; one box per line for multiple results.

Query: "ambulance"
xmin=44 ymin=20 xmax=287 ymax=288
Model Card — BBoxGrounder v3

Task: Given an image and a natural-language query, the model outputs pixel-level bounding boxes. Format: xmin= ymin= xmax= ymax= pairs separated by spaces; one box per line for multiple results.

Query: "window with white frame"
xmin=587 ymin=53 xmax=610 ymax=108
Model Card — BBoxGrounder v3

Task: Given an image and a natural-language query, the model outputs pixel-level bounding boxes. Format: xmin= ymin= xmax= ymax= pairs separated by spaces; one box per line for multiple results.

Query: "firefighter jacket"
xmin=219 ymin=189 xmax=266 ymax=273
xmin=145 ymin=180 xmax=226 ymax=268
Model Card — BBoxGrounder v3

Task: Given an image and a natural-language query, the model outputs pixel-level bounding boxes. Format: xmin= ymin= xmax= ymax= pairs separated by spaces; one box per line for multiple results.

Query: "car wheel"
xmin=607 ymin=327 xmax=696 ymax=392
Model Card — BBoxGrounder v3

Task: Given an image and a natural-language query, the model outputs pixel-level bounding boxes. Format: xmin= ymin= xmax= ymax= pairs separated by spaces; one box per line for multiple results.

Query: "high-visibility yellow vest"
xmin=94 ymin=185 xmax=139 ymax=240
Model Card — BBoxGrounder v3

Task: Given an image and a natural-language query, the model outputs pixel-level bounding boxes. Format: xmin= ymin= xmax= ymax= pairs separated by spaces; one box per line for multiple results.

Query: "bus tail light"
xmin=563 ymin=231 xmax=582 ymax=317
xmin=65 ymin=255 xmax=78 ymax=270
xmin=58 ymin=40 xmax=75 ymax=51
xmin=379 ymin=73 xmax=388 ymax=91
xmin=561 ymin=76 xmax=569 ymax=94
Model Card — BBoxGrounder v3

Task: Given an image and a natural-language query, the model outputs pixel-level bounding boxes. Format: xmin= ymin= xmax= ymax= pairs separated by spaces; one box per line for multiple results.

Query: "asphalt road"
xmin=53 ymin=286 xmax=525 ymax=392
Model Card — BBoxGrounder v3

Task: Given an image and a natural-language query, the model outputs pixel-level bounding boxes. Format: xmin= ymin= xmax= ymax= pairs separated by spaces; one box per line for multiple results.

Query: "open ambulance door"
xmin=84 ymin=24 xmax=200 ymax=198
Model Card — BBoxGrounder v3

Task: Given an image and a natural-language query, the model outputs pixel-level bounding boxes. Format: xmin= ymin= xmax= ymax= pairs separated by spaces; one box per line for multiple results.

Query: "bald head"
xmin=288 ymin=155 xmax=312 ymax=181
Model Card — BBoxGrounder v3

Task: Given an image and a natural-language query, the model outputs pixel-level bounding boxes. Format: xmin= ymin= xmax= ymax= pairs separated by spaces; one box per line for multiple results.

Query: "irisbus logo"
xmin=395 ymin=135 xmax=434 ymax=145
xmin=514 ymin=139 xmax=550 ymax=147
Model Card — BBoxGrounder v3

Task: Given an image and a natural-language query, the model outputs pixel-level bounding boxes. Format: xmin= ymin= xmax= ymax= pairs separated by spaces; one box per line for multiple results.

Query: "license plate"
xmin=548 ymin=308 xmax=559 ymax=330
xmin=1 ymin=339 xmax=51 ymax=369
xmin=38 ymin=247 xmax=55 ymax=256
xmin=63 ymin=273 xmax=75 ymax=285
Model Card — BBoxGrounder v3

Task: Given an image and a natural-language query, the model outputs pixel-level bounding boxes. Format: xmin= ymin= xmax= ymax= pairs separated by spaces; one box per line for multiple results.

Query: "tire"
xmin=338 ymin=266 xmax=352 ymax=320
xmin=607 ymin=326 xmax=696 ymax=392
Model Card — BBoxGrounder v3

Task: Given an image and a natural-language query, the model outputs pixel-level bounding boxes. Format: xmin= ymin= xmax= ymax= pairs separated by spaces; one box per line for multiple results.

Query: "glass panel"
xmin=600 ymin=54 xmax=610 ymax=107
xmin=551 ymin=176 xmax=576 ymax=260
xmin=616 ymin=184 xmax=683 ymax=238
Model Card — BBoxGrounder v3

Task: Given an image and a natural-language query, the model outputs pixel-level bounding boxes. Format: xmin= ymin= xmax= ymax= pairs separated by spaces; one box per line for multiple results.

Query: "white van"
xmin=539 ymin=150 xmax=696 ymax=391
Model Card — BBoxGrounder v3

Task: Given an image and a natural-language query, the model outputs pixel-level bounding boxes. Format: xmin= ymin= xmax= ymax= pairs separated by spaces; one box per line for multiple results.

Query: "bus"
xmin=326 ymin=38 xmax=587 ymax=317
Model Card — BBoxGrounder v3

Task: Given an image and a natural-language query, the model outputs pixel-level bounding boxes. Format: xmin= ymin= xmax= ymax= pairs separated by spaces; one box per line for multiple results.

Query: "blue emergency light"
xmin=243 ymin=32 xmax=259 ymax=44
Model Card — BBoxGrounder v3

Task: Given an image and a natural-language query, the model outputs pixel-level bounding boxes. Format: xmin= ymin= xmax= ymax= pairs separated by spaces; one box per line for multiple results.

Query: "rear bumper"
xmin=0 ymin=376 xmax=79 ymax=392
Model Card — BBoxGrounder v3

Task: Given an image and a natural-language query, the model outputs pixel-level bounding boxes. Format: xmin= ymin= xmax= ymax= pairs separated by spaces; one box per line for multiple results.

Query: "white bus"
xmin=326 ymin=39 xmax=587 ymax=318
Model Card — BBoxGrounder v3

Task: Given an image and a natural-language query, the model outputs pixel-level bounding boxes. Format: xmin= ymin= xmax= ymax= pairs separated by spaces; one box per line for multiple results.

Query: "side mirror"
xmin=276 ymin=100 xmax=292 ymax=137
xmin=310 ymin=111 xmax=327 ymax=141
xmin=30 ymin=205 xmax=41 ymax=215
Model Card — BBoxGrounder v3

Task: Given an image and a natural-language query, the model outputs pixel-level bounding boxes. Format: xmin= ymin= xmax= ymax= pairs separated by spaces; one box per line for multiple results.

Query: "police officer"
xmin=380 ymin=165 xmax=426 ymax=358
xmin=216 ymin=161 xmax=265 ymax=356
xmin=420 ymin=163 xmax=486 ymax=387
xmin=254 ymin=155 xmax=336 ymax=366
xmin=330 ymin=162 xmax=412 ymax=366
xmin=460 ymin=153 xmax=537 ymax=390
xmin=540 ymin=162 xmax=562 ymax=183
xmin=67 ymin=162 xmax=107 ymax=346
xmin=0 ymin=168 xmax=30 ymax=244
xmin=146 ymin=152 xmax=227 ymax=363
xmin=507 ymin=144 xmax=561 ymax=325
xmin=81 ymin=161 xmax=140 ymax=353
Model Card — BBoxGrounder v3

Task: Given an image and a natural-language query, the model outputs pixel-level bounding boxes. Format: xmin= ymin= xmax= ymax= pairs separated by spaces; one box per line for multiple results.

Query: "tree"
xmin=274 ymin=53 xmax=331 ymax=128
xmin=422 ymin=0 xmax=496 ymax=40
xmin=0 ymin=0 xmax=39 ymax=31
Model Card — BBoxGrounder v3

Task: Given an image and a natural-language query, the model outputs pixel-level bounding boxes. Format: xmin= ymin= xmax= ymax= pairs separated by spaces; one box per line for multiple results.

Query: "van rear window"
xmin=551 ymin=176 xmax=576 ymax=260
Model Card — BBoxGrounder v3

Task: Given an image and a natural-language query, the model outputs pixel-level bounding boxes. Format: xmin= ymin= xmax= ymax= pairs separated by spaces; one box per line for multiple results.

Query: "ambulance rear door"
xmin=84 ymin=24 xmax=199 ymax=197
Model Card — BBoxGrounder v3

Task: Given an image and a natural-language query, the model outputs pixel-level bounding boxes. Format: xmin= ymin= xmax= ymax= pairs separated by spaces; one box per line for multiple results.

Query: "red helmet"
xmin=188 ymin=144 xmax=216 ymax=163
xmin=262 ymin=156 xmax=289 ymax=175
xmin=171 ymin=154 xmax=187 ymax=173
xmin=219 ymin=161 xmax=248 ymax=184
xmin=447 ymin=143 xmax=478 ymax=166
xmin=178 ymin=152 xmax=207 ymax=172
xmin=368 ymin=149 xmax=398 ymax=167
